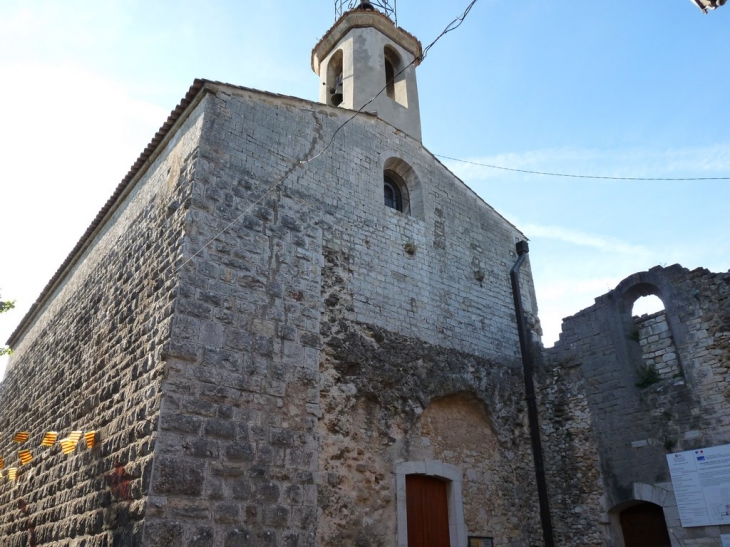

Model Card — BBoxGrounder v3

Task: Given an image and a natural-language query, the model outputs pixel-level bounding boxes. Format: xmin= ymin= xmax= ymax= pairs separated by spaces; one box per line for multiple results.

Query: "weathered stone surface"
xmin=541 ymin=265 xmax=730 ymax=547
xmin=1 ymin=80 xmax=545 ymax=546
xmin=0 ymin=99 xmax=205 ymax=546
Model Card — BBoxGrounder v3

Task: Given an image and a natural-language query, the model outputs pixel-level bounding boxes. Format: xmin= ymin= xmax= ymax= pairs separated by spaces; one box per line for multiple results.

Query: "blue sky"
xmin=1 ymin=0 xmax=729 ymax=375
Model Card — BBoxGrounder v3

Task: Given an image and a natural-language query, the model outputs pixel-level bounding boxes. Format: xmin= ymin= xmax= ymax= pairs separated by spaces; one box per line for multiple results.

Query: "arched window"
xmin=619 ymin=281 xmax=681 ymax=384
xmin=382 ymin=158 xmax=421 ymax=219
xmin=384 ymin=175 xmax=402 ymax=211
xmin=632 ymin=294 xmax=664 ymax=318
xmin=384 ymin=170 xmax=410 ymax=214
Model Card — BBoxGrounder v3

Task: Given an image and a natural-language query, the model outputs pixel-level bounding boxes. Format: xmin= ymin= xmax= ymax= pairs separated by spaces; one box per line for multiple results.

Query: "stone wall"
xmin=634 ymin=311 xmax=680 ymax=381
xmin=540 ymin=265 xmax=730 ymax=547
xmin=0 ymin=80 xmax=549 ymax=547
xmin=0 ymin=100 xmax=205 ymax=545
xmin=147 ymin=84 xmax=545 ymax=546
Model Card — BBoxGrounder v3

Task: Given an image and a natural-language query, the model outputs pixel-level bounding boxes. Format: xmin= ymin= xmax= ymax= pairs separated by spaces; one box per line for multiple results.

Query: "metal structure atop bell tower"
xmin=315 ymin=0 xmax=421 ymax=140
xmin=334 ymin=0 xmax=397 ymax=23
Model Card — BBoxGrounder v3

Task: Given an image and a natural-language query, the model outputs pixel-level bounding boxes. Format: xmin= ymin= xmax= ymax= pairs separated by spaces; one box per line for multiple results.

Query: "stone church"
xmin=1 ymin=3 xmax=729 ymax=547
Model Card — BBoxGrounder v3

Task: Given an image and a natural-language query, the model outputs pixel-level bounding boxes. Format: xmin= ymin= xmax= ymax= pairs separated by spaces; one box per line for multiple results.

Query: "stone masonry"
xmin=0 ymin=96 xmax=205 ymax=546
xmin=540 ymin=265 xmax=730 ymax=547
xmin=1 ymin=80 xmax=546 ymax=547
xmin=7 ymin=10 xmax=728 ymax=546
xmin=150 ymin=84 xmax=544 ymax=546
xmin=635 ymin=311 xmax=680 ymax=381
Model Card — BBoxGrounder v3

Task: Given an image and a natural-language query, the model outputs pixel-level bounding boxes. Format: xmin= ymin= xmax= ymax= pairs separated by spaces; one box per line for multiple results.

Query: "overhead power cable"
xmin=302 ymin=0 xmax=480 ymax=164
xmin=435 ymin=154 xmax=730 ymax=181
xmin=180 ymin=1 xmax=481 ymax=272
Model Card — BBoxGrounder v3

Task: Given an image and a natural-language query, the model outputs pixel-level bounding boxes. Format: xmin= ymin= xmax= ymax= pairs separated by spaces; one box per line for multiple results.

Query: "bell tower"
xmin=312 ymin=1 xmax=423 ymax=141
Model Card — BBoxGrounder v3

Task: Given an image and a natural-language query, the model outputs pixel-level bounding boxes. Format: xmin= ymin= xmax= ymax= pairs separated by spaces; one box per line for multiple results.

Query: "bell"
xmin=331 ymin=83 xmax=344 ymax=106
xmin=359 ymin=1 xmax=375 ymax=10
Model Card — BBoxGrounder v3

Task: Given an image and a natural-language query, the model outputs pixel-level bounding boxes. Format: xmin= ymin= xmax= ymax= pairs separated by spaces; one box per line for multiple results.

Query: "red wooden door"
xmin=406 ymin=475 xmax=451 ymax=547
xmin=620 ymin=503 xmax=671 ymax=547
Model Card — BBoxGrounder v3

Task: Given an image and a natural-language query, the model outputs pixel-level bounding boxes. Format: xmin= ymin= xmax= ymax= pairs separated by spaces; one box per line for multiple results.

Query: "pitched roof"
xmin=7 ymin=79 xmax=369 ymax=346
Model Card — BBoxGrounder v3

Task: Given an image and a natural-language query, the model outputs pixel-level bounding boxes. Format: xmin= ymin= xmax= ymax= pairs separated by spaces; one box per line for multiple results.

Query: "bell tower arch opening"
xmin=312 ymin=4 xmax=423 ymax=140
xmin=326 ymin=49 xmax=344 ymax=107
xmin=384 ymin=45 xmax=407 ymax=106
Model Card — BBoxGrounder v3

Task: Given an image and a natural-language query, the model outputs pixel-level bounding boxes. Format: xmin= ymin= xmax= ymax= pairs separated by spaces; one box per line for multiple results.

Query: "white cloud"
xmin=521 ymin=222 xmax=650 ymax=256
xmin=0 ymin=61 xmax=167 ymax=378
xmin=442 ymin=145 xmax=730 ymax=181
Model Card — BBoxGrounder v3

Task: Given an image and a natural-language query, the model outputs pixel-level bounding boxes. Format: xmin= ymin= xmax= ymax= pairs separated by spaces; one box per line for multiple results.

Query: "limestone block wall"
xmin=540 ymin=265 xmax=730 ymax=547
xmin=148 ymin=84 xmax=545 ymax=546
xmin=634 ymin=311 xmax=680 ymax=380
xmin=536 ymin=355 xmax=605 ymax=547
xmin=0 ymin=101 xmax=205 ymax=546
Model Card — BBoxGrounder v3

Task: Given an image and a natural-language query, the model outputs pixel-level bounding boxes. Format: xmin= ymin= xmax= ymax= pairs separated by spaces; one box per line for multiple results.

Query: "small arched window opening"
xmin=384 ymin=171 xmax=409 ymax=214
xmin=326 ymin=49 xmax=344 ymax=107
xmin=382 ymin=158 xmax=422 ymax=219
xmin=632 ymin=294 xmax=665 ymax=318
xmin=622 ymin=284 xmax=680 ymax=384
xmin=384 ymin=176 xmax=402 ymax=211
xmin=384 ymin=45 xmax=407 ymax=106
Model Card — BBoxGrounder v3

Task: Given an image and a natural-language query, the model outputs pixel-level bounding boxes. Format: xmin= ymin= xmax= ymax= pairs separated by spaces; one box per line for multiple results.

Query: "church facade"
xmin=3 ymin=4 xmax=730 ymax=547
xmin=0 ymin=7 xmax=545 ymax=547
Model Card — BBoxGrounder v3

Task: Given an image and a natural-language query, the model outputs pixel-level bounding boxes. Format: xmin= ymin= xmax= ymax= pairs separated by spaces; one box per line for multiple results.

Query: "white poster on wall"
xmin=667 ymin=443 xmax=730 ymax=527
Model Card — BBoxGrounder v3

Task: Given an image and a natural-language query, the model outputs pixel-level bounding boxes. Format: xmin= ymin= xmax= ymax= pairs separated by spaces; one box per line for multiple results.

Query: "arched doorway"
xmin=619 ymin=502 xmax=671 ymax=547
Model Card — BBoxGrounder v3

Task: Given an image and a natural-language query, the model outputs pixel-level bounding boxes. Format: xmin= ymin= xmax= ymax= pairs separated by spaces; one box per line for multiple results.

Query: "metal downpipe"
xmin=509 ymin=240 xmax=555 ymax=547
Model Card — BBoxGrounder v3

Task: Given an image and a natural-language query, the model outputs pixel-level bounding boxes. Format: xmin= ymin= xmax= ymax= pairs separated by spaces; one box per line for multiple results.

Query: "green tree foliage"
xmin=0 ymin=293 xmax=15 ymax=356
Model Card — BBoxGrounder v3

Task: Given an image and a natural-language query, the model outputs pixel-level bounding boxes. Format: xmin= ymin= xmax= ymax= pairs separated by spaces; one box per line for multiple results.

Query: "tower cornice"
xmin=311 ymin=9 xmax=422 ymax=74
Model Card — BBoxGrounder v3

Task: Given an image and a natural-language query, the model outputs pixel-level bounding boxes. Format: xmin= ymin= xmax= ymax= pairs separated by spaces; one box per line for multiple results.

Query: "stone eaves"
xmin=6 ymin=79 xmax=324 ymax=347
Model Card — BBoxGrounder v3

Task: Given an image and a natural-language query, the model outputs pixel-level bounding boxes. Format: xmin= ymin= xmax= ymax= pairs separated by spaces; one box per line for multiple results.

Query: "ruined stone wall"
xmin=0 ymin=101 xmax=205 ymax=546
xmin=540 ymin=265 xmax=730 ymax=547
xmin=149 ymin=85 xmax=545 ymax=546
xmin=634 ymin=311 xmax=680 ymax=380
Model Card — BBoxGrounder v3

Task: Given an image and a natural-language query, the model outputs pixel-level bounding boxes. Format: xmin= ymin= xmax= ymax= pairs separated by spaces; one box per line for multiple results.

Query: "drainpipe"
xmin=510 ymin=240 xmax=555 ymax=547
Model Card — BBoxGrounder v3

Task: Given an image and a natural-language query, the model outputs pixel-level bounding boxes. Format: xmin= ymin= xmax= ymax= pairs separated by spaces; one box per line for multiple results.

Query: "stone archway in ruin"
xmin=609 ymin=483 xmax=680 ymax=547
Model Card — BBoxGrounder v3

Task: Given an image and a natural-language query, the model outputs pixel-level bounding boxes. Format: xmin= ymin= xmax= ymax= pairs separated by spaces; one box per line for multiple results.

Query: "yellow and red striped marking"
xmin=18 ymin=450 xmax=32 ymax=465
xmin=12 ymin=432 xmax=29 ymax=444
xmin=59 ymin=438 xmax=77 ymax=455
xmin=41 ymin=432 xmax=58 ymax=446
xmin=68 ymin=431 xmax=83 ymax=443
xmin=84 ymin=431 xmax=97 ymax=448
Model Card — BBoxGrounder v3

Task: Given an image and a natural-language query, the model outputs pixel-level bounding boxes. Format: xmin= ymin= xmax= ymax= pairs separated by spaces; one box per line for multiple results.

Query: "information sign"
xmin=667 ymin=443 xmax=730 ymax=527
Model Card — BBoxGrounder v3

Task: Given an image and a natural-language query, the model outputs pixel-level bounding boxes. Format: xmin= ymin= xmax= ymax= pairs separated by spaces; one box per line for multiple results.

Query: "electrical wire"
xmin=301 ymin=0 xmax=480 ymax=164
xmin=178 ymin=2 xmax=482 ymax=273
xmin=435 ymin=154 xmax=730 ymax=181
xmin=170 ymin=1 xmax=484 ymax=275
xmin=176 ymin=165 xmax=297 ymax=273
